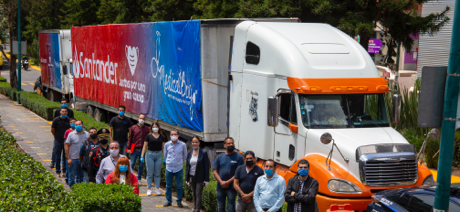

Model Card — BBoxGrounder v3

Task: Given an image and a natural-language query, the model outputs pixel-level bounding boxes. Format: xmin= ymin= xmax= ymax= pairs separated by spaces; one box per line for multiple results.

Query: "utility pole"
xmin=17 ymin=0 xmax=21 ymax=92
xmin=434 ymin=0 xmax=460 ymax=211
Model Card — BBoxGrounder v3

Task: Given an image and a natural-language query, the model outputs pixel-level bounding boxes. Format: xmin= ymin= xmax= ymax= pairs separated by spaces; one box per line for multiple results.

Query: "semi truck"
xmin=38 ymin=30 xmax=73 ymax=102
xmin=39 ymin=19 xmax=434 ymax=211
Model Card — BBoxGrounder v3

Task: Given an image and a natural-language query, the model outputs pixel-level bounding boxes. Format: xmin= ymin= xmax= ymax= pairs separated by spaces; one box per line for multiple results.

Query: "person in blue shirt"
xmin=163 ymin=130 xmax=187 ymax=208
xmin=253 ymin=159 xmax=286 ymax=212
xmin=213 ymin=137 xmax=245 ymax=212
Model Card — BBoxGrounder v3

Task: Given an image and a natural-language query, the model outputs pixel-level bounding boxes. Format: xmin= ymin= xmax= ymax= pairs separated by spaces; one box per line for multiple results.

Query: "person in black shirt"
xmin=51 ymin=107 xmax=71 ymax=178
xmin=109 ymin=105 xmax=133 ymax=155
xmin=141 ymin=122 xmax=166 ymax=196
xmin=87 ymin=128 xmax=111 ymax=183
xmin=234 ymin=151 xmax=264 ymax=212
xmin=54 ymin=98 xmax=74 ymax=119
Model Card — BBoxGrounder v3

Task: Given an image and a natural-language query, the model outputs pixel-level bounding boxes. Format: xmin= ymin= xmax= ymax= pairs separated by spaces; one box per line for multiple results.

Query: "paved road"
xmin=0 ymin=94 xmax=192 ymax=211
xmin=1 ymin=56 xmax=41 ymax=92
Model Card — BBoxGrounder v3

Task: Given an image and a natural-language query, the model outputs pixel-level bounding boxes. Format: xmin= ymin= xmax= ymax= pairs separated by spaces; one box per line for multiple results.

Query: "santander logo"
xmin=125 ymin=45 xmax=139 ymax=76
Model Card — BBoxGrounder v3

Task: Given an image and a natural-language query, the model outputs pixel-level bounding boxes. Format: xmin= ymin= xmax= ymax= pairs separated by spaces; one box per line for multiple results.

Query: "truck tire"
xmin=86 ymin=105 xmax=95 ymax=117
xmin=94 ymin=108 xmax=107 ymax=122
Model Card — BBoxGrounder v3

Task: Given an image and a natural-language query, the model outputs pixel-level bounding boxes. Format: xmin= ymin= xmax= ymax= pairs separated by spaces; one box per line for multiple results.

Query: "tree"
xmin=234 ymin=0 xmax=308 ymax=19
xmin=146 ymin=0 xmax=195 ymax=21
xmin=61 ymin=0 xmax=102 ymax=28
xmin=24 ymin=0 xmax=65 ymax=42
xmin=193 ymin=0 xmax=237 ymax=19
xmin=97 ymin=0 xmax=151 ymax=24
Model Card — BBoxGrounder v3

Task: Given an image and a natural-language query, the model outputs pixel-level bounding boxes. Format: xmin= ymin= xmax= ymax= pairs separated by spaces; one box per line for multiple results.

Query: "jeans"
xmin=54 ymin=141 xmax=66 ymax=174
xmin=217 ymin=189 xmax=237 ymax=212
xmin=236 ymin=196 xmax=257 ymax=212
xmin=119 ymin=142 xmax=127 ymax=155
xmin=191 ymin=176 xmax=204 ymax=212
xmin=130 ymin=150 xmax=143 ymax=180
xmin=83 ymin=170 xmax=89 ymax=183
xmin=67 ymin=159 xmax=83 ymax=188
xmin=146 ymin=150 xmax=162 ymax=189
xmin=165 ymin=169 xmax=183 ymax=204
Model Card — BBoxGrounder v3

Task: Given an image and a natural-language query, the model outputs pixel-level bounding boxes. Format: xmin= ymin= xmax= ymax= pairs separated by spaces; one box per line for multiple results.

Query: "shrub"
xmin=400 ymin=128 xmax=425 ymax=151
xmin=202 ymin=180 xmax=218 ymax=212
xmin=19 ymin=91 xmax=61 ymax=120
xmin=74 ymin=110 xmax=110 ymax=131
xmin=0 ymin=129 xmax=76 ymax=211
xmin=0 ymin=75 xmax=6 ymax=82
xmin=71 ymin=183 xmax=141 ymax=212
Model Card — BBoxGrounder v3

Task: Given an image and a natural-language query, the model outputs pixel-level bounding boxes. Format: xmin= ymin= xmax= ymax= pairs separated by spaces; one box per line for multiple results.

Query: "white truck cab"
xmin=229 ymin=21 xmax=433 ymax=211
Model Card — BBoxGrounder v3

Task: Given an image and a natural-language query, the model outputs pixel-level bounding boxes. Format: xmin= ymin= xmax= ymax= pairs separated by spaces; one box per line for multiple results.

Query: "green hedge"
xmin=20 ymin=91 xmax=61 ymax=120
xmin=74 ymin=110 xmax=110 ymax=131
xmin=0 ymin=129 xmax=76 ymax=211
xmin=0 ymin=76 xmax=6 ymax=82
xmin=71 ymin=183 xmax=141 ymax=211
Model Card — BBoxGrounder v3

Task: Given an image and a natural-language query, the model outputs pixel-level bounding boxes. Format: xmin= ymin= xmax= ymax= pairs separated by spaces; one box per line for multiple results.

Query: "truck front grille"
xmin=364 ymin=159 xmax=417 ymax=186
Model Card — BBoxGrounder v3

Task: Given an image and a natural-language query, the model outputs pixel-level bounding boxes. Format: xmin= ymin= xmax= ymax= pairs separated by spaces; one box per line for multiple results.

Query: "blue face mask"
xmin=298 ymin=168 xmax=309 ymax=176
xmin=119 ymin=165 xmax=128 ymax=173
xmin=70 ymin=124 xmax=75 ymax=129
xmin=61 ymin=115 xmax=68 ymax=118
xmin=119 ymin=111 xmax=125 ymax=116
xmin=265 ymin=169 xmax=273 ymax=176
xmin=61 ymin=104 xmax=67 ymax=108
xmin=193 ymin=147 xmax=199 ymax=150
xmin=76 ymin=125 xmax=82 ymax=132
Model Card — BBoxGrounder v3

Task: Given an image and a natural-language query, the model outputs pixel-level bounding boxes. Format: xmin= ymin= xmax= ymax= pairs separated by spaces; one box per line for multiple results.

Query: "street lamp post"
xmin=17 ymin=0 xmax=21 ymax=92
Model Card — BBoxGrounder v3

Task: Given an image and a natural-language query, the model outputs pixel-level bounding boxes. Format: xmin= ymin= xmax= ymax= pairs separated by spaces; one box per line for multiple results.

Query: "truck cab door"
xmin=274 ymin=93 xmax=298 ymax=166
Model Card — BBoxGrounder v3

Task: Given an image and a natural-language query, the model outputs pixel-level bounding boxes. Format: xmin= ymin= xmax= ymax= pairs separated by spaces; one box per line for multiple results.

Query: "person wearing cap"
xmin=87 ymin=128 xmax=111 ymax=182
xmin=127 ymin=114 xmax=150 ymax=182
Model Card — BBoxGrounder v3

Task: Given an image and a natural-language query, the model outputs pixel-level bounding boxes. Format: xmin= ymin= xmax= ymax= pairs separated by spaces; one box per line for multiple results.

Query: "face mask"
xmin=76 ymin=125 xmax=82 ymax=132
xmin=152 ymin=128 xmax=159 ymax=133
xmin=61 ymin=104 xmax=67 ymax=108
xmin=265 ymin=169 xmax=273 ymax=176
xmin=61 ymin=115 xmax=68 ymax=118
xmin=119 ymin=111 xmax=125 ymax=116
xmin=90 ymin=133 xmax=98 ymax=139
xmin=227 ymin=146 xmax=235 ymax=152
xmin=119 ymin=165 xmax=128 ymax=173
xmin=246 ymin=160 xmax=254 ymax=167
xmin=171 ymin=136 xmax=178 ymax=141
xmin=193 ymin=147 xmax=199 ymax=150
xmin=100 ymin=139 xmax=109 ymax=144
xmin=70 ymin=124 xmax=75 ymax=129
xmin=110 ymin=149 xmax=119 ymax=157
xmin=138 ymin=119 xmax=145 ymax=124
xmin=298 ymin=168 xmax=309 ymax=176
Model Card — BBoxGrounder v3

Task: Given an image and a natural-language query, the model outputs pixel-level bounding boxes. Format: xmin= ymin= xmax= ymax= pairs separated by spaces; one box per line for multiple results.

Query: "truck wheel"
xmin=94 ymin=108 xmax=107 ymax=122
xmin=86 ymin=105 xmax=95 ymax=117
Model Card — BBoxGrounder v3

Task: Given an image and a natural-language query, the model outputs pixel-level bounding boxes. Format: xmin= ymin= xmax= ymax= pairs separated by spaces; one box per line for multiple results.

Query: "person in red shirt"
xmin=64 ymin=118 xmax=76 ymax=139
xmin=127 ymin=114 xmax=150 ymax=181
xmin=105 ymin=157 xmax=139 ymax=195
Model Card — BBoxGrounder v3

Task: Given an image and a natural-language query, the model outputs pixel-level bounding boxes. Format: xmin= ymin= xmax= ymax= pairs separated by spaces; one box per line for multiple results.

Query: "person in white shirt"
xmin=95 ymin=141 xmax=131 ymax=184
xmin=65 ymin=120 xmax=88 ymax=188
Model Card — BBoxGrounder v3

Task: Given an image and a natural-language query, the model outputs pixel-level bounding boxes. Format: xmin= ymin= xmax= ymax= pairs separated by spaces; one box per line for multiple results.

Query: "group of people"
xmin=50 ymin=100 xmax=319 ymax=212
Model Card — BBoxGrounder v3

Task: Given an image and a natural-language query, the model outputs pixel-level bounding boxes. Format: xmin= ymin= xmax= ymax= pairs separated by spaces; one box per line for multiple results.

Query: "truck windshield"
xmin=299 ymin=94 xmax=390 ymax=129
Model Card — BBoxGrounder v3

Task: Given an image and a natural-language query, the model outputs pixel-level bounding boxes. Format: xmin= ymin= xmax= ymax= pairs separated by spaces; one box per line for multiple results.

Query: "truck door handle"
xmin=277 ymin=151 xmax=280 ymax=157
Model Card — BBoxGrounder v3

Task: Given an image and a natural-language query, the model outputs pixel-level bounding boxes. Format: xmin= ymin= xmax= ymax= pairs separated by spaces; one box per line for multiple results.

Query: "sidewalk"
xmin=0 ymin=94 xmax=191 ymax=211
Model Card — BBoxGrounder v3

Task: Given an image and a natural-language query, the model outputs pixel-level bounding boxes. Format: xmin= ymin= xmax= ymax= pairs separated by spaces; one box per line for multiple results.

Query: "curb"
xmin=4 ymin=52 xmax=41 ymax=72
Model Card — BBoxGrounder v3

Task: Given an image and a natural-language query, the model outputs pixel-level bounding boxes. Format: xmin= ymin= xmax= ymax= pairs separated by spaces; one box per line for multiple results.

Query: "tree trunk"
xmin=9 ymin=30 xmax=17 ymax=89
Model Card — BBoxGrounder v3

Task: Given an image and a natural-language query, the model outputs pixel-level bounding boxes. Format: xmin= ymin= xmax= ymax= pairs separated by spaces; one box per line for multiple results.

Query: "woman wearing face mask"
xmin=105 ymin=157 xmax=139 ymax=195
xmin=185 ymin=136 xmax=210 ymax=212
xmin=140 ymin=123 xmax=166 ymax=196
xmin=96 ymin=141 xmax=132 ymax=184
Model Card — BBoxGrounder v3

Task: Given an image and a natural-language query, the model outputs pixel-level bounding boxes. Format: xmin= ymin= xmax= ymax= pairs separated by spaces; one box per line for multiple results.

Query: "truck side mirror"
xmin=392 ymin=94 xmax=401 ymax=126
xmin=267 ymin=96 xmax=278 ymax=127
xmin=63 ymin=65 xmax=68 ymax=75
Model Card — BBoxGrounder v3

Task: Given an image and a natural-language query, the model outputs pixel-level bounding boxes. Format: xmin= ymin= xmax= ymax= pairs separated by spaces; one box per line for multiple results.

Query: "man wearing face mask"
xmin=109 ymin=105 xmax=133 ymax=155
xmin=54 ymin=98 xmax=74 ymax=119
xmin=163 ymin=130 xmax=187 ymax=208
xmin=127 ymin=114 xmax=150 ymax=182
xmin=284 ymin=160 xmax=318 ymax=212
xmin=79 ymin=127 xmax=99 ymax=183
xmin=96 ymin=141 xmax=132 ymax=184
xmin=51 ymin=107 xmax=70 ymax=178
xmin=65 ymin=120 xmax=89 ymax=188
xmin=253 ymin=159 xmax=286 ymax=212
xmin=234 ymin=151 xmax=264 ymax=212
xmin=213 ymin=137 xmax=245 ymax=212
xmin=86 ymin=128 xmax=111 ymax=182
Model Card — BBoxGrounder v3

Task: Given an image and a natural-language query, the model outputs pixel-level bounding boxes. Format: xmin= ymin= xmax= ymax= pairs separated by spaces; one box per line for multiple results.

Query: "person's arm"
xmin=284 ymin=178 xmax=297 ymax=203
xmin=51 ymin=120 xmax=56 ymax=136
xmin=163 ymin=142 xmax=168 ymax=158
xmin=234 ymin=178 xmax=244 ymax=196
xmin=127 ymin=126 xmax=133 ymax=154
xmin=162 ymin=141 xmax=165 ymax=152
xmin=183 ymin=143 xmax=187 ymax=162
xmin=253 ymin=179 xmax=263 ymax=212
xmin=294 ymin=179 xmax=319 ymax=204
xmin=109 ymin=126 xmax=114 ymax=142
xmin=185 ymin=152 xmax=190 ymax=183
xmin=51 ymin=128 xmax=56 ymax=136
xmin=212 ymin=156 xmax=226 ymax=187
xmin=96 ymin=160 xmax=105 ymax=184
xmin=203 ymin=151 xmax=210 ymax=182
xmin=65 ymin=143 xmax=72 ymax=166
xmin=269 ymin=179 xmax=286 ymax=212
xmin=141 ymin=141 xmax=148 ymax=157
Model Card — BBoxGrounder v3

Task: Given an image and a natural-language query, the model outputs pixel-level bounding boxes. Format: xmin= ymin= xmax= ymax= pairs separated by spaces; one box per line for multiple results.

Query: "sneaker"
xmin=177 ymin=202 xmax=183 ymax=208
xmin=156 ymin=188 xmax=161 ymax=195
xmin=163 ymin=202 xmax=172 ymax=207
xmin=147 ymin=190 xmax=152 ymax=196
xmin=50 ymin=164 xmax=55 ymax=168
xmin=58 ymin=173 xmax=62 ymax=178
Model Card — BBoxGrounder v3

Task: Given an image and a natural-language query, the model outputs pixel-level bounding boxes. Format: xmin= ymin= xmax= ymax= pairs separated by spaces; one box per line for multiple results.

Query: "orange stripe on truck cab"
xmin=287 ymin=77 xmax=389 ymax=94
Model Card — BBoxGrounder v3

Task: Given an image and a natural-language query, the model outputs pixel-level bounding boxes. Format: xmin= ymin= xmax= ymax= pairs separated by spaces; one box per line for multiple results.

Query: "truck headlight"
xmin=422 ymin=175 xmax=436 ymax=186
xmin=328 ymin=179 xmax=362 ymax=194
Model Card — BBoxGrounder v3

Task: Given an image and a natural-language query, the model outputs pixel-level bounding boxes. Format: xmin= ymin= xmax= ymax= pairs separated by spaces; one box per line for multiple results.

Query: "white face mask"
xmin=171 ymin=136 xmax=178 ymax=141
xmin=138 ymin=119 xmax=145 ymax=124
xmin=110 ymin=149 xmax=119 ymax=157
xmin=152 ymin=128 xmax=159 ymax=133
